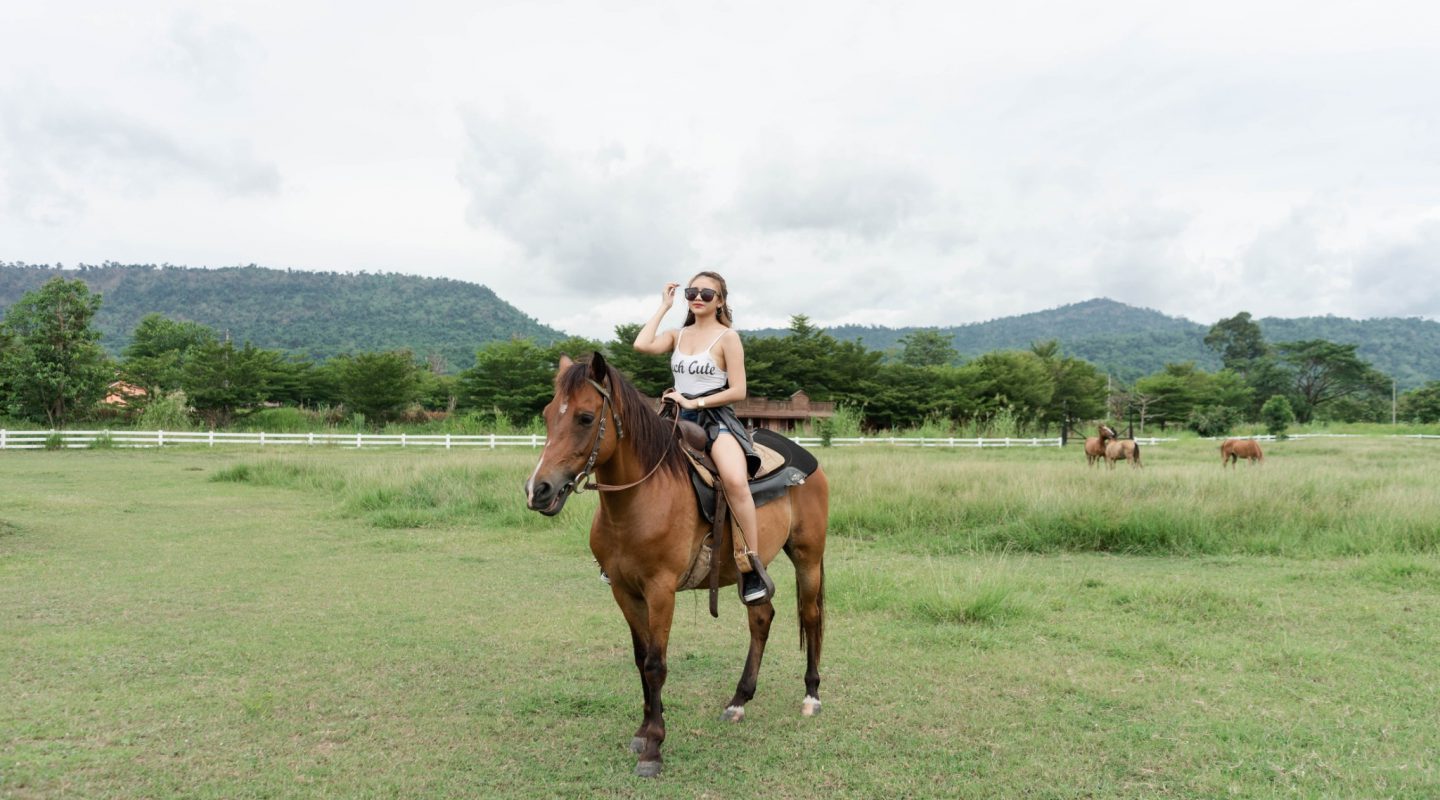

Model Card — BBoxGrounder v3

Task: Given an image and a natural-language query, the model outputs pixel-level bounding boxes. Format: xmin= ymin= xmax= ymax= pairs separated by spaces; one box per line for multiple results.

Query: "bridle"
xmin=562 ymin=377 xmax=677 ymax=495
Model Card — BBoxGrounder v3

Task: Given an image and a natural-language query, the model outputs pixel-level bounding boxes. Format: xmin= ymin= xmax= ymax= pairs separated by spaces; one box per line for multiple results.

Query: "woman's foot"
xmin=740 ymin=553 xmax=775 ymax=605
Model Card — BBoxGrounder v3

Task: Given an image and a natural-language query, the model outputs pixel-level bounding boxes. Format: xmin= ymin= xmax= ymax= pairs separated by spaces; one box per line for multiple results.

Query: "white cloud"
xmin=4 ymin=0 xmax=1440 ymax=341
xmin=456 ymin=108 xmax=700 ymax=297
xmin=0 ymin=86 xmax=280 ymax=225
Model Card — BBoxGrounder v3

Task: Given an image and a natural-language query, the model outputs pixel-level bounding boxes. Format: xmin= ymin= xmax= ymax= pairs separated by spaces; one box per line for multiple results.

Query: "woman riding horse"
xmin=632 ymin=272 xmax=774 ymax=605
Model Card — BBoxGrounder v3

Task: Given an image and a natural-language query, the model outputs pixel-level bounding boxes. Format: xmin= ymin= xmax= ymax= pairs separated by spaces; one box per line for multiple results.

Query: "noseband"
xmin=564 ymin=377 xmax=676 ymax=495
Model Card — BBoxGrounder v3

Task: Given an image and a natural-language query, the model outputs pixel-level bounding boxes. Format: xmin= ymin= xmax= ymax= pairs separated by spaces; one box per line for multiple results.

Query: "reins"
xmin=567 ymin=377 xmax=678 ymax=495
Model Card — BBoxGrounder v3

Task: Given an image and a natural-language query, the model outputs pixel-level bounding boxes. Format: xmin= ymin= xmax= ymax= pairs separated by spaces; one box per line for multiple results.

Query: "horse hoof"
xmin=720 ymin=705 xmax=745 ymax=723
xmin=635 ymin=760 xmax=663 ymax=778
xmin=801 ymin=696 xmax=822 ymax=717
xmin=629 ymin=737 xmax=646 ymax=754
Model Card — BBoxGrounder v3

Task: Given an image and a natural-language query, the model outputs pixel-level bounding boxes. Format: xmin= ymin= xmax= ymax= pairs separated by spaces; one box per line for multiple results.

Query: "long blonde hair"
xmin=683 ymin=270 xmax=733 ymax=328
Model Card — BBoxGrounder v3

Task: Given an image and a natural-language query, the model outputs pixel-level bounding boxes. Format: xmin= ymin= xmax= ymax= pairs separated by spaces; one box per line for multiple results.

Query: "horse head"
xmin=1099 ymin=423 xmax=1117 ymax=440
xmin=525 ymin=351 xmax=622 ymax=516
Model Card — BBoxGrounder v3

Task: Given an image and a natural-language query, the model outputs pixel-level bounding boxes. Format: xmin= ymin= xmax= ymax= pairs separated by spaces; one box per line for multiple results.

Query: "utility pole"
xmin=1393 ymin=379 xmax=1397 ymax=425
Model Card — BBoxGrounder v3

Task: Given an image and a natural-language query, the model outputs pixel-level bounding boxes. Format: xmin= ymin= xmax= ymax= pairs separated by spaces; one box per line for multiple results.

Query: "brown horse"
xmin=1084 ymin=424 xmax=1117 ymax=467
xmin=1221 ymin=438 xmax=1264 ymax=467
xmin=524 ymin=353 xmax=829 ymax=778
xmin=1104 ymin=437 xmax=1142 ymax=468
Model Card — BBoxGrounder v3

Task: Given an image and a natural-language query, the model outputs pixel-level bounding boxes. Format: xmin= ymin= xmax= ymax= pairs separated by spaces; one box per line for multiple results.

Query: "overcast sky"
xmin=3 ymin=1 xmax=1439 ymax=339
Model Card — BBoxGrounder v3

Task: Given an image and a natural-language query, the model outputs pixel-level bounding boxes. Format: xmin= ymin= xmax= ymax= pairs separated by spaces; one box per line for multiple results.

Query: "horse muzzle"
xmin=525 ymin=474 xmax=574 ymax=516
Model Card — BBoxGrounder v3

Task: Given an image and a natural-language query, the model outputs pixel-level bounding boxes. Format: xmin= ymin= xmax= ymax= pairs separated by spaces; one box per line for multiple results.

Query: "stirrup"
xmin=740 ymin=552 xmax=776 ymax=606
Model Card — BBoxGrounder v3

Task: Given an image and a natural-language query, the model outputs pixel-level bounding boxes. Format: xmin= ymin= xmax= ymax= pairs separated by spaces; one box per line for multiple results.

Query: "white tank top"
xmin=671 ymin=327 xmax=729 ymax=396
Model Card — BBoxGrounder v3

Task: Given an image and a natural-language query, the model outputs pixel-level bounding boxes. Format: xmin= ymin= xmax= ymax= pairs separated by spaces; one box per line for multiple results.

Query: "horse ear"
xmin=588 ymin=351 xmax=609 ymax=383
xmin=558 ymin=354 xmax=574 ymax=372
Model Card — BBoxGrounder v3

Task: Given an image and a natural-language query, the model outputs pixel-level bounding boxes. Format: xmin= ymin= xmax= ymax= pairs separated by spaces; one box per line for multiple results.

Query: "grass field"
xmin=4 ymin=438 xmax=1440 ymax=798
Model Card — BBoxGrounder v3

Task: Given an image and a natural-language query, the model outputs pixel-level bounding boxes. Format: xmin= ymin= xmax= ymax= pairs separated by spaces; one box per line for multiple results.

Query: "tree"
xmin=181 ymin=339 xmax=275 ymax=427
xmin=1186 ymin=405 xmax=1241 ymax=437
xmin=967 ymin=350 xmax=1054 ymax=430
xmin=0 ymin=278 xmax=112 ymax=426
xmin=1205 ymin=312 xmax=1268 ymax=373
xmin=1029 ymin=340 xmax=1106 ymax=435
xmin=121 ymin=313 xmax=217 ymax=395
xmin=460 ymin=338 xmax=555 ymax=422
xmin=742 ymin=315 xmax=882 ymax=404
xmin=859 ymin=363 xmax=954 ymax=430
xmin=1398 ymin=381 xmax=1440 ymax=424
xmin=898 ymin=329 xmax=958 ymax=367
xmin=1260 ymin=395 xmax=1296 ymax=438
xmin=1275 ymin=340 xmax=1388 ymax=422
xmin=334 ymin=350 xmax=421 ymax=425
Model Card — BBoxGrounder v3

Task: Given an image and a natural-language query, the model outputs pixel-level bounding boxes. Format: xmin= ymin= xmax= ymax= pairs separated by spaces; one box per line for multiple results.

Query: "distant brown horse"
xmin=1221 ymin=438 xmax=1264 ymax=468
xmin=1084 ymin=424 xmax=1117 ymax=467
xmin=1105 ymin=437 xmax=1142 ymax=468
xmin=525 ymin=353 xmax=829 ymax=778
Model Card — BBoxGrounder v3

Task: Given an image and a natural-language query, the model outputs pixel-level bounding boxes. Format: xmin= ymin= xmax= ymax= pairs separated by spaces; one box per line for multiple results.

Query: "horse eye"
xmin=577 ymin=412 xmax=595 ymax=426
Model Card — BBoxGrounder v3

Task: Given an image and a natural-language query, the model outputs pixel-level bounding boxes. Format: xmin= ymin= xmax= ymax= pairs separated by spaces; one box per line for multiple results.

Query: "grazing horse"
xmin=1221 ymin=438 xmax=1264 ymax=468
xmin=524 ymin=353 xmax=829 ymax=778
xmin=1084 ymin=424 xmax=1117 ymax=467
xmin=1104 ymin=438 xmax=1142 ymax=468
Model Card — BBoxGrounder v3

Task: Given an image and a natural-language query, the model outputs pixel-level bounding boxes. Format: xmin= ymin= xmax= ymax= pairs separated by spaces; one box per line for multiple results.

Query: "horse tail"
xmin=1133 ymin=440 xmax=1141 ymax=465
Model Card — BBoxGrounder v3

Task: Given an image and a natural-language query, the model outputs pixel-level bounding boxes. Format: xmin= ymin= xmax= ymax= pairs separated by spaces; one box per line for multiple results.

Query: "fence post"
xmin=531 ymin=434 xmax=539 ymax=448
xmin=308 ymin=432 xmax=315 ymax=446
xmin=491 ymin=433 xmax=497 ymax=450
xmin=356 ymin=432 xmax=363 ymax=449
xmin=260 ymin=431 xmax=266 ymax=447
xmin=401 ymin=433 xmax=407 ymax=448
xmin=446 ymin=433 xmax=452 ymax=450
xmin=209 ymin=430 xmax=215 ymax=447
xmin=158 ymin=429 xmax=165 ymax=447
xmin=1 ymin=429 xmax=5 ymax=449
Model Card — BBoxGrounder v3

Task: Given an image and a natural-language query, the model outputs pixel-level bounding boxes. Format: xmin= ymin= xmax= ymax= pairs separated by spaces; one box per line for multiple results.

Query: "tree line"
xmin=4 ymin=278 xmax=1439 ymax=432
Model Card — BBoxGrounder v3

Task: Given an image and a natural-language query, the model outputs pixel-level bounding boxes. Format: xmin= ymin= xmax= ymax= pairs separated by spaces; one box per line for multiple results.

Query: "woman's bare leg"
xmin=709 ymin=433 xmax=759 ymax=553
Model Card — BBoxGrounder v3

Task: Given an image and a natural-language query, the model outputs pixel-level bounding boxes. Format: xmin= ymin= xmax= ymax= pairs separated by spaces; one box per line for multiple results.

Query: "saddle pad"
xmin=686 ymin=430 xmax=820 ymax=524
xmin=690 ymin=441 xmax=788 ymax=488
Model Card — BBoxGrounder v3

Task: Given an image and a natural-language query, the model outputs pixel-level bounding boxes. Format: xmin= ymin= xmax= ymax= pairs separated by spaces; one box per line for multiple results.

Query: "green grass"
xmin=3 ymin=442 xmax=1440 ymax=797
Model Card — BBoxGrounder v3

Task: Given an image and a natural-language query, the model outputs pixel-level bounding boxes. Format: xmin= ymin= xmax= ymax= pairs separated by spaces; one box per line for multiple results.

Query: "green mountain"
xmin=747 ymin=298 xmax=1440 ymax=389
xmin=0 ymin=263 xmax=563 ymax=371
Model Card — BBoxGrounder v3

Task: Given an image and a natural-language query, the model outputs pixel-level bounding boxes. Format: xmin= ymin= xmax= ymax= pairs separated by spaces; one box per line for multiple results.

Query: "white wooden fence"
xmin=0 ymin=429 xmax=547 ymax=450
xmin=0 ymin=429 xmax=1124 ymax=451
xmin=9 ymin=429 xmax=1427 ymax=451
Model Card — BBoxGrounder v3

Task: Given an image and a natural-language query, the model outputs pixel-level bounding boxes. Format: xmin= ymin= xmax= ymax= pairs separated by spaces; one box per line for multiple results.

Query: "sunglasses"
xmin=683 ymin=287 xmax=719 ymax=302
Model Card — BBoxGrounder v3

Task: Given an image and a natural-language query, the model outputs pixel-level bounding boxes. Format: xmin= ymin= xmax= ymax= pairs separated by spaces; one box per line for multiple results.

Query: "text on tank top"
xmin=671 ymin=327 xmax=729 ymax=396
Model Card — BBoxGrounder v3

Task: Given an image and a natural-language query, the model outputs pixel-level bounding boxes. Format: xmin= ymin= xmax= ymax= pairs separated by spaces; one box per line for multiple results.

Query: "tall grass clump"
xmin=823 ymin=439 xmax=1440 ymax=558
xmin=136 ymin=392 xmax=193 ymax=431
xmin=212 ymin=452 xmax=583 ymax=534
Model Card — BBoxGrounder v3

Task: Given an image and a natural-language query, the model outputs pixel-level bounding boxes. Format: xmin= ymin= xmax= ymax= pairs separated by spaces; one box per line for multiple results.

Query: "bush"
xmin=137 ymin=392 xmax=193 ymax=431
xmin=816 ymin=416 xmax=835 ymax=447
xmin=1187 ymin=405 xmax=1241 ymax=437
xmin=1261 ymin=395 xmax=1296 ymax=438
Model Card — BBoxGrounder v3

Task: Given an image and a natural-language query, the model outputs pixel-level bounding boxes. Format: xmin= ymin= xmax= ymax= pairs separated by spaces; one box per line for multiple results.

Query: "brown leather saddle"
xmin=671 ymin=419 xmax=819 ymax=616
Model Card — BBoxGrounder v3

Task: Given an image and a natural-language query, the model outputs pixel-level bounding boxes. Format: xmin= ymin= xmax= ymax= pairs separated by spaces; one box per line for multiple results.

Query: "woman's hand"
xmin=661 ymin=388 xmax=695 ymax=410
xmin=659 ymin=282 xmax=679 ymax=311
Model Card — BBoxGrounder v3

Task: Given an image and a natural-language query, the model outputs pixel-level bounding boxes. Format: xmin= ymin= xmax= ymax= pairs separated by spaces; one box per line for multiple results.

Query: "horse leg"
xmin=721 ymin=600 xmax=775 ymax=722
xmin=787 ymin=538 xmax=825 ymax=717
xmin=615 ymin=589 xmax=675 ymax=777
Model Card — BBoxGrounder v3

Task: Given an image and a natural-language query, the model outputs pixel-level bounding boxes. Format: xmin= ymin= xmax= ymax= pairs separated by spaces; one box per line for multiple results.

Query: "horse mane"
xmin=559 ymin=358 xmax=687 ymax=480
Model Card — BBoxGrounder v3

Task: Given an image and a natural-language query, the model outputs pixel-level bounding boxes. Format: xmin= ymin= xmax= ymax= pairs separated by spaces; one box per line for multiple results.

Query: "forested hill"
xmin=748 ymin=298 xmax=1440 ymax=388
xmin=0 ymin=263 xmax=563 ymax=370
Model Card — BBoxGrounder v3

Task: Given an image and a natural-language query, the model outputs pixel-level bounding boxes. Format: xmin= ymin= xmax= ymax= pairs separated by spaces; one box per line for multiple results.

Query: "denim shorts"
xmin=679 ymin=408 xmax=730 ymax=436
